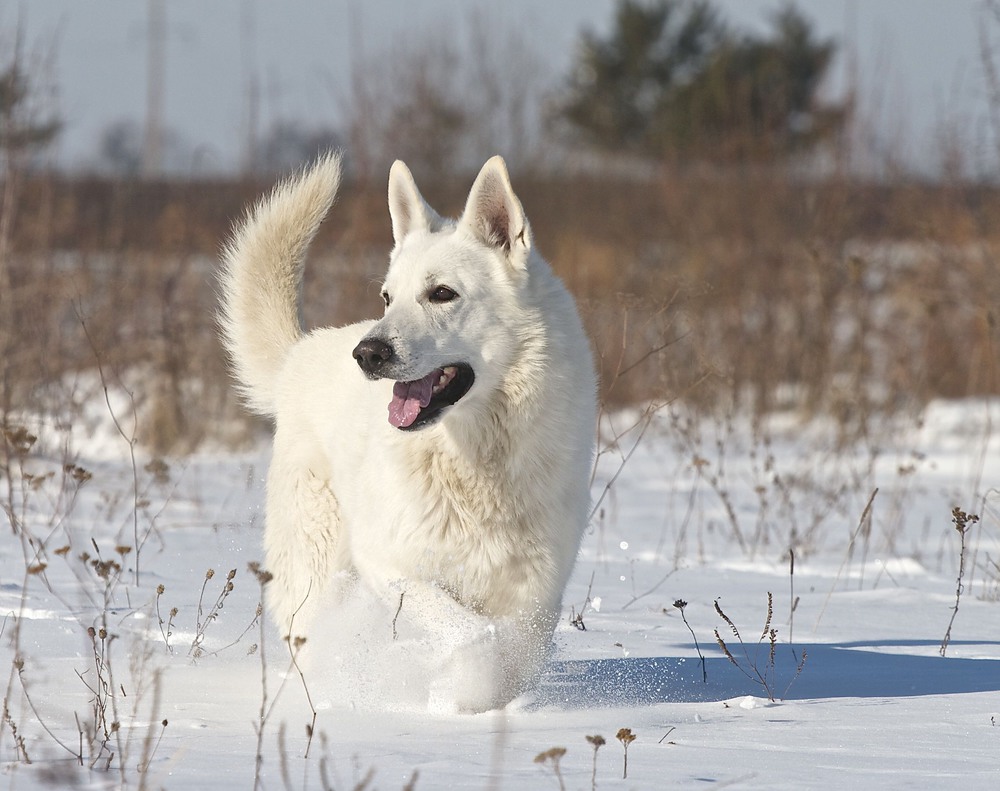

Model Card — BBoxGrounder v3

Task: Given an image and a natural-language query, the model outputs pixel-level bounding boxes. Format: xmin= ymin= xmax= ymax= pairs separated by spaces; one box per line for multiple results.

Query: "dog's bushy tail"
xmin=218 ymin=152 xmax=342 ymax=416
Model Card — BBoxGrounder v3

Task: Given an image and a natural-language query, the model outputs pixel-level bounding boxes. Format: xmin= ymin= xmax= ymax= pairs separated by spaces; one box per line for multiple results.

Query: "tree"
xmin=98 ymin=120 xmax=143 ymax=176
xmin=0 ymin=52 xmax=60 ymax=169
xmin=0 ymin=36 xmax=61 ymax=422
xmin=256 ymin=120 xmax=342 ymax=175
xmin=559 ymin=0 xmax=725 ymax=152
xmin=557 ymin=0 xmax=846 ymax=163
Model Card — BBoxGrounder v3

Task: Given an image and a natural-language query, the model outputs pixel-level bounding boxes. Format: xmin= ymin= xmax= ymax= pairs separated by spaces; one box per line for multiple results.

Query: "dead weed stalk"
xmin=940 ymin=506 xmax=981 ymax=657
xmin=714 ymin=593 xmax=807 ymax=702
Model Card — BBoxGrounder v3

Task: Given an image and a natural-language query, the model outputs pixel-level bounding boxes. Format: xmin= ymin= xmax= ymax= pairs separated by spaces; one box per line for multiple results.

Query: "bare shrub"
xmin=343 ymin=7 xmax=553 ymax=184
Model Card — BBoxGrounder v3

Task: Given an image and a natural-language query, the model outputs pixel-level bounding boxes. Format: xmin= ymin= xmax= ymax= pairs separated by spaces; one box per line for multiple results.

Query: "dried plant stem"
xmin=940 ymin=507 xmax=980 ymax=657
xmin=250 ymin=564 xmax=317 ymax=777
xmin=189 ymin=568 xmax=237 ymax=657
xmin=672 ymin=600 xmax=707 ymax=683
xmin=783 ymin=649 xmax=809 ymax=699
xmin=77 ymin=305 xmax=143 ymax=585
xmin=590 ymin=405 xmax=660 ymax=521
xmin=286 ymin=635 xmax=317 ymax=759
xmin=788 ymin=548 xmax=798 ymax=645
xmin=616 ymin=728 xmax=635 ymax=780
xmin=136 ymin=673 xmax=166 ymax=780
xmin=622 ymin=568 xmax=676 ymax=610
xmin=816 ymin=488 xmax=878 ymax=630
xmin=714 ymin=594 xmax=782 ymax=701
xmin=15 ymin=660 xmax=80 ymax=762
xmin=392 ymin=591 xmax=405 ymax=640
xmin=586 ymin=735 xmax=605 ymax=791
xmin=251 ymin=568 xmax=271 ymax=791
xmin=569 ymin=570 xmax=595 ymax=630
xmin=534 ymin=747 xmax=567 ymax=791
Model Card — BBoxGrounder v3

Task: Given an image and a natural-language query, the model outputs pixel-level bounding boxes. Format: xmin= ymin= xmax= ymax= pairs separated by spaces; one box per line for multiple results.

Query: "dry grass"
xmin=1 ymin=166 xmax=999 ymax=453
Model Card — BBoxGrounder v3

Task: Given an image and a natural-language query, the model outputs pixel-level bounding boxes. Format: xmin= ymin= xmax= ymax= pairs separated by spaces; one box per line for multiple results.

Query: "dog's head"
xmin=353 ymin=156 xmax=535 ymax=431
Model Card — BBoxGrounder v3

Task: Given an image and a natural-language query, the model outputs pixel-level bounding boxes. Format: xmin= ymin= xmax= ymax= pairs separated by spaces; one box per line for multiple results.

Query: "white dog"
xmin=219 ymin=153 xmax=596 ymax=711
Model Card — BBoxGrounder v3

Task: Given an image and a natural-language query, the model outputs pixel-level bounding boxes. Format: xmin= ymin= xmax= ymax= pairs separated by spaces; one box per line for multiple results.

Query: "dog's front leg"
xmin=350 ymin=565 xmax=504 ymax=711
xmin=263 ymin=454 xmax=346 ymax=641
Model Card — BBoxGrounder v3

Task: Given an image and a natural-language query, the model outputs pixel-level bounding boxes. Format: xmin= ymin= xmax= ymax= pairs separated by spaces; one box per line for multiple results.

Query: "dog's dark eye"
xmin=381 ymin=290 xmax=391 ymax=308
xmin=429 ymin=285 xmax=458 ymax=303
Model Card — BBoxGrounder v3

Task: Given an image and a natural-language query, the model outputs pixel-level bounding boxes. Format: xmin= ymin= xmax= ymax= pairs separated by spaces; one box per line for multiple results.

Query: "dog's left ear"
xmin=388 ymin=160 xmax=443 ymax=245
xmin=459 ymin=156 xmax=531 ymax=271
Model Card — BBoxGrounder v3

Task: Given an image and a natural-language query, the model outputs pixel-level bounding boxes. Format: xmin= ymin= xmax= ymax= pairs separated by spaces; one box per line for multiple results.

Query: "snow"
xmin=2 ymin=397 xmax=999 ymax=789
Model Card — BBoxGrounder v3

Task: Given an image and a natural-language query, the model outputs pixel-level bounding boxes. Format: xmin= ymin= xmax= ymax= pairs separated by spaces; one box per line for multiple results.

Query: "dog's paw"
xmin=428 ymin=625 xmax=507 ymax=714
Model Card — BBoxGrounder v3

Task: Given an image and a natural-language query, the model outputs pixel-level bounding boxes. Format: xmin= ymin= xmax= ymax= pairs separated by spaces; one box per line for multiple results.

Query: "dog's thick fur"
xmin=219 ymin=153 xmax=596 ymax=711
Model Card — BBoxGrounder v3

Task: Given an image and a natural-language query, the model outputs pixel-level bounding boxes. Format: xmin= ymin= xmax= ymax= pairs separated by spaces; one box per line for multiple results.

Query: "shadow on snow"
xmin=535 ymin=640 xmax=1000 ymax=708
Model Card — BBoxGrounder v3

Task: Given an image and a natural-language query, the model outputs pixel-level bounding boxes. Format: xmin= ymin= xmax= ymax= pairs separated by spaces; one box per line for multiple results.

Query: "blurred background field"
xmin=2 ymin=1 xmax=998 ymax=453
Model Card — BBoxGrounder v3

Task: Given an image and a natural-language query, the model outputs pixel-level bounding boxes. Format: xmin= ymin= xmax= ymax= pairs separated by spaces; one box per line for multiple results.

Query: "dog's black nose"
xmin=353 ymin=338 xmax=395 ymax=375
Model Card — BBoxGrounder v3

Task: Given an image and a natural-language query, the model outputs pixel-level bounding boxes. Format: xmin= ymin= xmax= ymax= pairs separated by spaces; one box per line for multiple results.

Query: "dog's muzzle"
xmin=352 ymin=337 xmax=475 ymax=430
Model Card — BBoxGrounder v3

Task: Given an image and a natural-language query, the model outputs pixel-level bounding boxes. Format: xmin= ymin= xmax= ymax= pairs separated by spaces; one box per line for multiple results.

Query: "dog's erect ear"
xmin=388 ymin=160 xmax=442 ymax=244
xmin=459 ymin=156 xmax=531 ymax=271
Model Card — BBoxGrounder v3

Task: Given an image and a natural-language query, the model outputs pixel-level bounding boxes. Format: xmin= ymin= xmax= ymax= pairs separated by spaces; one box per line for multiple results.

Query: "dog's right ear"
xmin=388 ymin=160 xmax=442 ymax=245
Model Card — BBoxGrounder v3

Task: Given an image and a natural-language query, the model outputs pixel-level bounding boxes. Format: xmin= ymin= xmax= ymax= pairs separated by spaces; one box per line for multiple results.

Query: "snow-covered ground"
xmin=1 ymin=397 xmax=998 ymax=789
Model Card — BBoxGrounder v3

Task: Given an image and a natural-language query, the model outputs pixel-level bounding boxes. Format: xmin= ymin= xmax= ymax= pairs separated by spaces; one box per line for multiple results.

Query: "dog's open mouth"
xmin=388 ymin=364 xmax=475 ymax=430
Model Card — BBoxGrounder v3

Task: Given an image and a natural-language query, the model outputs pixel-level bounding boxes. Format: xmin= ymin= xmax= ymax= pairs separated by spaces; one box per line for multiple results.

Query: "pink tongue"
xmin=388 ymin=371 xmax=438 ymax=428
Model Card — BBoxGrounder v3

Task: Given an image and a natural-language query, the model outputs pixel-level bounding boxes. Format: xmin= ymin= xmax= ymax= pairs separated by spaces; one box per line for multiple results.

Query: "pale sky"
xmin=3 ymin=0 xmax=992 ymax=176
